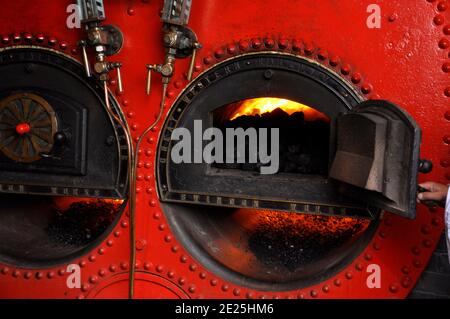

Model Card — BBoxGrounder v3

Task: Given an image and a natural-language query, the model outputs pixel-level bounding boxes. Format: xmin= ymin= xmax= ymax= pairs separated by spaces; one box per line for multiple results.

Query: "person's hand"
xmin=417 ymin=182 xmax=449 ymax=207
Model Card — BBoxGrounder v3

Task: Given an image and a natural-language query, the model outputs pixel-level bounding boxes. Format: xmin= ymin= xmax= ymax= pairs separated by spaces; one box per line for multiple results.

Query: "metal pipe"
xmin=102 ymin=81 xmax=136 ymax=299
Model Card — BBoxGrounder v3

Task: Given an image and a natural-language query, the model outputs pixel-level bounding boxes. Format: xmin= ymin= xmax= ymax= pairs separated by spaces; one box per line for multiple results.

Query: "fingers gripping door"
xmin=329 ymin=100 xmax=421 ymax=219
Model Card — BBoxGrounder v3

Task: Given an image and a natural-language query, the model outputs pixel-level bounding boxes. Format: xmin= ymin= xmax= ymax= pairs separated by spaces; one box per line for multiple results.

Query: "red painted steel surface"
xmin=0 ymin=0 xmax=448 ymax=299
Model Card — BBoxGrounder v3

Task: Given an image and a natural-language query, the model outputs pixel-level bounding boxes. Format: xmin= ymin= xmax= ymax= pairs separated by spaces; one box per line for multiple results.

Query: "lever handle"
xmin=187 ymin=43 xmax=201 ymax=81
xmin=79 ymin=40 xmax=91 ymax=78
xmin=114 ymin=62 xmax=123 ymax=94
xmin=40 ymin=131 xmax=68 ymax=160
xmin=146 ymin=65 xmax=157 ymax=95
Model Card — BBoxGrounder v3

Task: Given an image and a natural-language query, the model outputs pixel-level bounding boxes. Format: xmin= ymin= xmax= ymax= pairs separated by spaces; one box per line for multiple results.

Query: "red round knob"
xmin=15 ymin=123 xmax=31 ymax=135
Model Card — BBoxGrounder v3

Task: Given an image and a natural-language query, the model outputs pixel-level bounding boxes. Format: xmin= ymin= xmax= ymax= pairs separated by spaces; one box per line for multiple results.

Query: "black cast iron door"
xmin=0 ymin=48 xmax=128 ymax=199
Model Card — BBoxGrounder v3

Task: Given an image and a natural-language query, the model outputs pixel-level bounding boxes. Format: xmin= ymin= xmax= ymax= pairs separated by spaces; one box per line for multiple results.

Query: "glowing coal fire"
xmin=233 ymin=209 xmax=371 ymax=271
xmin=0 ymin=194 xmax=126 ymax=266
xmin=47 ymin=197 xmax=125 ymax=246
xmin=229 ymin=98 xmax=330 ymax=122
xmin=214 ymin=97 xmax=331 ymax=174
xmin=233 ymin=209 xmax=370 ymax=235
xmin=53 ymin=197 xmax=125 ymax=211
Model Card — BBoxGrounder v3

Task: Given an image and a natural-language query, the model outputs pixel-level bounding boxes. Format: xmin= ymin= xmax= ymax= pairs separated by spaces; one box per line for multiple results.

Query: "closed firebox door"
xmin=329 ymin=100 xmax=421 ymax=219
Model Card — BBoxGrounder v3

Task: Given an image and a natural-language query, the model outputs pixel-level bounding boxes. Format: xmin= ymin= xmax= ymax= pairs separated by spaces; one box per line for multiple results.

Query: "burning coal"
xmin=235 ymin=209 xmax=370 ymax=272
xmin=46 ymin=198 xmax=124 ymax=246
xmin=214 ymin=98 xmax=330 ymax=175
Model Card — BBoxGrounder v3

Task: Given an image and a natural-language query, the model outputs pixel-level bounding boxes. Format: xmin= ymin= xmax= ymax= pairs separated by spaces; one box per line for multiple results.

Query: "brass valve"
xmin=95 ymin=60 xmax=123 ymax=93
xmin=145 ymin=0 xmax=201 ymax=98
xmin=146 ymin=56 xmax=175 ymax=95
xmin=145 ymin=31 xmax=201 ymax=96
xmin=77 ymin=0 xmax=124 ymax=92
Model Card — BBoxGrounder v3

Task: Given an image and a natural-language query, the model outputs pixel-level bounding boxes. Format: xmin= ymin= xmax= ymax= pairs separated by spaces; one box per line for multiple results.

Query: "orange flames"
xmin=53 ymin=197 xmax=124 ymax=211
xmin=232 ymin=209 xmax=370 ymax=235
xmin=229 ymin=98 xmax=330 ymax=122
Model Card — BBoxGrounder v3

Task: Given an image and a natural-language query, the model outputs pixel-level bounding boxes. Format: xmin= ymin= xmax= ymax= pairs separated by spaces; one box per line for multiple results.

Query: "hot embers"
xmin=46 ymin=199 xmax=123 ymax=246
xmin=244 ymin=210 xmax=370 ymax=272
xmin=0 ymin=194 xmax=124 ymax=266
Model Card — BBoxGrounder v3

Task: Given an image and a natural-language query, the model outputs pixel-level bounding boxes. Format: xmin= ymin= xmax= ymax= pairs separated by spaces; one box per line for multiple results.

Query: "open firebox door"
xmin=156 ymin=53 xmax=425 ymax=221
xmin=158 ymin=98 xmax=422 ymax=220
xmin=329 ymin=100 xmax=421 ymax=219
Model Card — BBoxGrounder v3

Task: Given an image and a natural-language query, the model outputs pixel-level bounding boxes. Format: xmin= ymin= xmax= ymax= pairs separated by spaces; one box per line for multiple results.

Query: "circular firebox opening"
xmin=162 ymin=96 xmax=379 ymax=290
xmin=159 ymin=53 xmax=379 ymax=290
xmin=0 ymin=47 xmax=130 ymax=269
xmin=163 ymin=97 xmax=377 ymax=290
xmin=0 ymin=194 xmax=126 ymax=268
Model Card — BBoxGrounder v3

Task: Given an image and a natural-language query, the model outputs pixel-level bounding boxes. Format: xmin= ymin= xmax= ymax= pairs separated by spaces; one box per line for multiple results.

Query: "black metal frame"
xmin=157 ymin=52 xmax=378 ymax=218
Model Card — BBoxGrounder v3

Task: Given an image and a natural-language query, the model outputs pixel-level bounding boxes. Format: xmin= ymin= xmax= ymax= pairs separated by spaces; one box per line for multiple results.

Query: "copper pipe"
xmin=126 ymin=83 xmax=167 ymax=298
xmin=102 ymin=82 xmax=136 ymax=299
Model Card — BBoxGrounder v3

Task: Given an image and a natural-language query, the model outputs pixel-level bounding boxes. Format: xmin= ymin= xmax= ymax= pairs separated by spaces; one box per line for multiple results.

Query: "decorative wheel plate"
xmin=0 ymin=93 xmax=57 ymax=163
